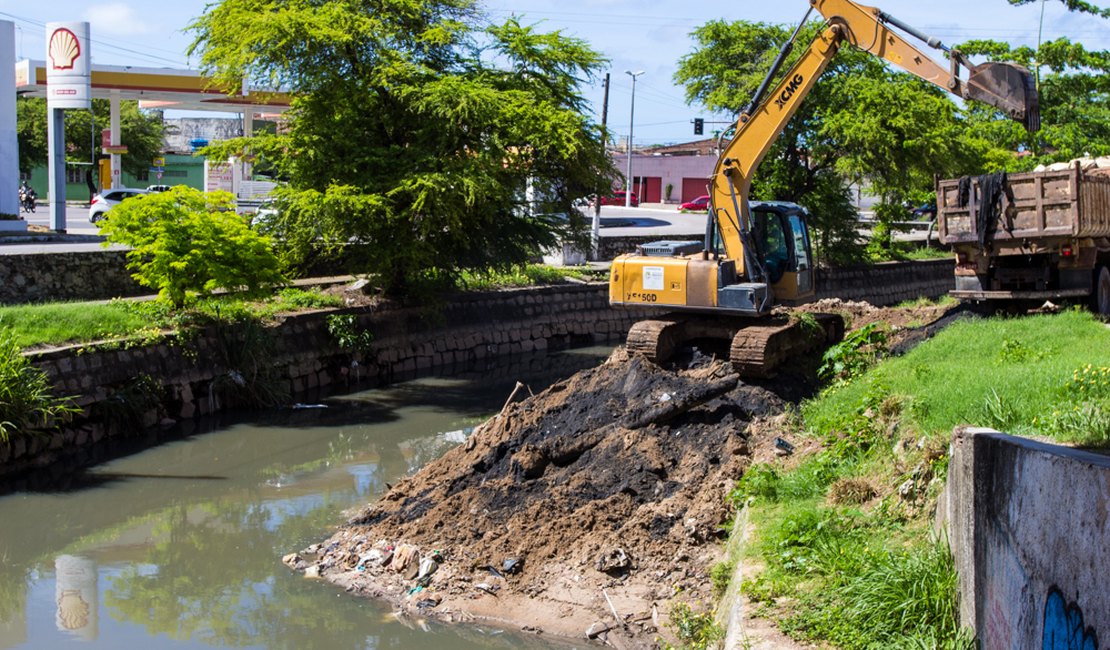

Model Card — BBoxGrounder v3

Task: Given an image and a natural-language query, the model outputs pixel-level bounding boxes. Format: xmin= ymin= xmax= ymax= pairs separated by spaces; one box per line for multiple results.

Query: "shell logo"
xmin=48 ymin=28 xmax=81 ymax=71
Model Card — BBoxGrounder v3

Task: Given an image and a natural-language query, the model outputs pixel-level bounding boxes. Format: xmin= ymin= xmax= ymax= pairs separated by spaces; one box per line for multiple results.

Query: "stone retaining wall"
xmin=0 ymin=250 xmax=146 ymax=303
xmin=815 ymin=258 xmax=954 ymax=305
xmin=0 ymin=285 xmax=650 ymax=480
xmin=0 ymin=253 xmax=956 ymax=480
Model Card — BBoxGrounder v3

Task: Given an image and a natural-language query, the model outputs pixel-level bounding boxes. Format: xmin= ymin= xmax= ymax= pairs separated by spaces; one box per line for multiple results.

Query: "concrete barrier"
xmin=941 ymin=427 xmax=1110 ymax=649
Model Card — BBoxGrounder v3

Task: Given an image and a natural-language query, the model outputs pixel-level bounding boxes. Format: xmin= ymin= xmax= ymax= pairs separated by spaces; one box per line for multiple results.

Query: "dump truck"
xmin=608 ymin=0 xmax=1038 ymax=376
xmin=937 ymin=162 xmax=1110 ymax=315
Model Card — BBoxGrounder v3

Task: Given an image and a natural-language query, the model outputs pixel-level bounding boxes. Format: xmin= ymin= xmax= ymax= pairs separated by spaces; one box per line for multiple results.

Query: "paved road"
xmin=21 ymin=203 xmax=100 ymax=235
xmin=0 ymin=202 xmax=933 ymax=256
xmin=583 ymin=204 xmax=706 ymax=238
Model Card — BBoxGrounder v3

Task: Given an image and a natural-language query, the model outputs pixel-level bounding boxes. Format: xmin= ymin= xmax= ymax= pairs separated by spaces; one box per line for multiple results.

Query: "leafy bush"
xmin=709 ymin=561 xmax=734 ymax=598
xmin=819 ymin=322 xmax=888 ymax=385
xmin=97 ymin=186 xmax=286 ymax=307
xmin=0 ymin=327 xmax=76 ymax=442
xmin=327 ymin=314 xmax=374 ymax=352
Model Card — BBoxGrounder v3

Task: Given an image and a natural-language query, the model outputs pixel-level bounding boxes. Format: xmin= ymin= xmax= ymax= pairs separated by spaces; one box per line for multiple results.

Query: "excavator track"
xmin=730 ymin=314 xmax=843 ymax=377
xmin=626 ymin=318 xmax=686 ymax=363
xmin=624 ymin=313 xmax=844 ymax=378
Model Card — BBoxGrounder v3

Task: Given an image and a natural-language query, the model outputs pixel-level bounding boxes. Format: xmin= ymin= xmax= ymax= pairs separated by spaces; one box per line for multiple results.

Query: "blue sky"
xmin=18 ymin=0 xmax=1110 ymax=144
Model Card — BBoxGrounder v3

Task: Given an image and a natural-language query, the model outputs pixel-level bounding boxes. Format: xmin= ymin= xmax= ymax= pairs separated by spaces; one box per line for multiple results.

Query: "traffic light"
xmin=693 ymin=118 xmax=704 ymax=135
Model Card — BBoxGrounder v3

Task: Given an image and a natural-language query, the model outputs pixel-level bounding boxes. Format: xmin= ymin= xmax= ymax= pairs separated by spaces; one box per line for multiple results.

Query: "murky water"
xmin=0 ymin=348 xmax=610 ymax=650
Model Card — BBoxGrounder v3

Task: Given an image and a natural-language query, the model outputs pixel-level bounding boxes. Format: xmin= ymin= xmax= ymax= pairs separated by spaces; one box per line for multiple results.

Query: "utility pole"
xmin=624 ymin=70 xmax=644 ymax=208
xmin=592 ymin=72 xmax=609 ymax=260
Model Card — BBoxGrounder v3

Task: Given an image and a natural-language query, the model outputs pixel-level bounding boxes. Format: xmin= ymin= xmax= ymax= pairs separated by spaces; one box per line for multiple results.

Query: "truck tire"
xmin=1096 ymin=266 xmax=1110 ymax=317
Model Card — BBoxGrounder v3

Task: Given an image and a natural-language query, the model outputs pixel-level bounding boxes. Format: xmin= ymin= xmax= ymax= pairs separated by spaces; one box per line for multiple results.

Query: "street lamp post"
xmin=624 ymin=70 xmax=644 ymax=208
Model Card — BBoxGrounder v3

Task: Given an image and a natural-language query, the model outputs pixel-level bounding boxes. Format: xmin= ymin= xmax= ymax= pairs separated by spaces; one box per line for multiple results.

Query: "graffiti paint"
xmin=1043 ymin=587 xmax=1099 ymax=650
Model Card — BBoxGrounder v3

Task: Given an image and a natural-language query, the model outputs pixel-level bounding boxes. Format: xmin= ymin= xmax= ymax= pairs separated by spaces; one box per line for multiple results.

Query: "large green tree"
xmin=187 ymin=0 xmax=613 ymax=294
xmin=17 ymin=97 xmax=165 ymax=180
xmin=1007 ymin=0 xmax=1110 ymax=18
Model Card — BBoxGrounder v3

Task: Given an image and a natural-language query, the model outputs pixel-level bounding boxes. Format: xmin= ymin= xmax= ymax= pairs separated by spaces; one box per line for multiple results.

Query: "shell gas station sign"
xmin=46 ymin=22 xmax=90 ymax=110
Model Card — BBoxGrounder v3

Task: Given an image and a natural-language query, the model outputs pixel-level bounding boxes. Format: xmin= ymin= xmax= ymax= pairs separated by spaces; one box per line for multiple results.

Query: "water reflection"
xmin=0 ymin=347 xmax=609 ymax=649
xmin=55 ymin=556 xmax=97 ymax=641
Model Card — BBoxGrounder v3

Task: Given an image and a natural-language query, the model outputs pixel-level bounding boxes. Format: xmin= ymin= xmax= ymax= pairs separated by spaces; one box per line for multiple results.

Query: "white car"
xmin=89 ymin=188 xmax=148 ymax=223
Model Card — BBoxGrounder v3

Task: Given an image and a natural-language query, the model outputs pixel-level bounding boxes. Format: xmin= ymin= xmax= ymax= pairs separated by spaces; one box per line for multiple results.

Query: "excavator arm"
xmin=711 ymin=0 xmax=1038 ymax=275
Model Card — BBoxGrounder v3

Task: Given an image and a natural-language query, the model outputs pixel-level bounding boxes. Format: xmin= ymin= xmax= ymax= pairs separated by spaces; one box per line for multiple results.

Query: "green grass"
xmin=735 ymin=310 xmax=1110 ymax=649
xmin=0 ymin=288 xmax=345 ymax=350
xmin=804 ymin=309 xmax=1110 ymax=447
xmin=455 ymin=263 xmax=604 ymax=290
xmin=0 ymin=266 xmax=599 ymax=351
xmin=0 ymin=302 xmax=156 ymax=349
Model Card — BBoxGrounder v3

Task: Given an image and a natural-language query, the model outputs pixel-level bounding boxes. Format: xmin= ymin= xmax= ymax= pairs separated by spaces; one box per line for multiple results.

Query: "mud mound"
xmin=801 ymin=297 xmax=956 ymax=348
xmin=284 ymin=349 xmax=786 ymax=647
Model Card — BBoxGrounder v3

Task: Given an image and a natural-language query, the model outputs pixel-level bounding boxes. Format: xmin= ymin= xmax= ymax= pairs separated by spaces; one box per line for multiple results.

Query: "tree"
xmin=958 ymin=37 xmax=1110 ymax=165
xmin=1007 ymin=0 xmax=1110 ymax=19
xmin=188 ymin=0 xmax=613 ymax=295
xmin=16 ymin=97 xmax=165 ymax=185
xmin=97 ymin=186 xmax=285 ymax=307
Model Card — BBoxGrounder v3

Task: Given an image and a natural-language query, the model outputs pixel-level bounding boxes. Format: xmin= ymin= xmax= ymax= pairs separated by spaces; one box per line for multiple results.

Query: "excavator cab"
xmin=748 ymin=203 xmax=815 ymax=302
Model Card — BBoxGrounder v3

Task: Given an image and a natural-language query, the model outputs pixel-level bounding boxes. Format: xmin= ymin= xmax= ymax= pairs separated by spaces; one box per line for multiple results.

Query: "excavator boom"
xmin=609 ymin=0 xmax=1038 ymax=377
xmin=813 ymin=0 xmax=1038 ymax=130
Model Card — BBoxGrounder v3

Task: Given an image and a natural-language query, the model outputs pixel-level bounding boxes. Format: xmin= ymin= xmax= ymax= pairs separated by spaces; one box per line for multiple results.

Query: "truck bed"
xmin=937 ymin=165 xmax=1110 ymax=246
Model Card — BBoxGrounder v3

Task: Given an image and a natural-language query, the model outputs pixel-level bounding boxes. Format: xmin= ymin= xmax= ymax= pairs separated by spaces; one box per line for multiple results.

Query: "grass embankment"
xmin=0 ymin=288 xmax=345 ymax=350
xmin=734 ymin=309 xmax=1110 ymax=649
xmin=1 ymin=264 xmax=602 ymax=351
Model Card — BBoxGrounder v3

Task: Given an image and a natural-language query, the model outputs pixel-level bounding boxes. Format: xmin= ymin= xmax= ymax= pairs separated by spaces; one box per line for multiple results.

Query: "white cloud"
xmin=81 ymin=2 xmax=155 ymax=37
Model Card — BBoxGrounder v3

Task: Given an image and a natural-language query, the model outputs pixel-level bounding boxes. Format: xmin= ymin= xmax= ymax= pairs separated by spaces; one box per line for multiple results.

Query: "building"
xmin=615 ymin=138 xmax=719 ymax=204
xmin=25 ymin=117 xmax=252 ymax=201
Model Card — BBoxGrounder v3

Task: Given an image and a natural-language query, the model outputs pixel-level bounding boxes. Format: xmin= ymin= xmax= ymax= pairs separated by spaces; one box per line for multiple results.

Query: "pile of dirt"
xmin=284 ymin=348 xmax=789 ymax=647
xmin=282 ymin=297 xmax=961 ymax=647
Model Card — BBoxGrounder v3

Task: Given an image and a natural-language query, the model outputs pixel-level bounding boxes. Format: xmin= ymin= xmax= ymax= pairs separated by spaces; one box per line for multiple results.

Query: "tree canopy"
xmin=188 ymin=0 xmax=613 ymax=295
xmin=1007 ymin=0 xmax=1110 ymax=19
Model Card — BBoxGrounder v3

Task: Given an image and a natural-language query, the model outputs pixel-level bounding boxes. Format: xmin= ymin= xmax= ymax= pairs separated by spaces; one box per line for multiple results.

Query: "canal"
xmin=0 ymin=347 xmax=611 ymax=650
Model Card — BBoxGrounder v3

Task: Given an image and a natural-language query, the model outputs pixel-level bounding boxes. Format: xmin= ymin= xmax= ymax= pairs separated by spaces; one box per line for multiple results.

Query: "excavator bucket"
xmin=965 ymin=61 xmax=1040 ymax=132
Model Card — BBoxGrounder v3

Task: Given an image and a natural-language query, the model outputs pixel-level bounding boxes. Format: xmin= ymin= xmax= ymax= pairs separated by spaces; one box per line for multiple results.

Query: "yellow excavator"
xmin=609 ymin=0 xmax=1039 ymax=376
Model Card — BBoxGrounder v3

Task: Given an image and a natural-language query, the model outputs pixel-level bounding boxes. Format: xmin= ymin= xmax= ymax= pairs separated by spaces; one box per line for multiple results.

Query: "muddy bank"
xmin=283 ymin=299 xmax=958 ymax=648
xmin=284 ymin=347 xmax=792 ymax=647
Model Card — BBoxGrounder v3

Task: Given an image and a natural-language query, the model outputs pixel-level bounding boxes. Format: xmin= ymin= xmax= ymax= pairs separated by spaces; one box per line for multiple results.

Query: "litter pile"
xmin=284 ymin=348 xmax=788 ymax=647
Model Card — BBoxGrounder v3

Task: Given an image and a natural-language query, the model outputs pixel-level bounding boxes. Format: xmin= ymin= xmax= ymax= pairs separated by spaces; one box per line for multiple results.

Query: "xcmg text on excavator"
xmin=609 ymin=0 xmax=1039 ymax=376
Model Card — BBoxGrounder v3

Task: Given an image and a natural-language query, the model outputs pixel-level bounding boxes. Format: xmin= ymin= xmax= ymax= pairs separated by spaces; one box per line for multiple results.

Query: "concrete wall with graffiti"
xmin=940 ymin=427 xmax=1109 ymax=649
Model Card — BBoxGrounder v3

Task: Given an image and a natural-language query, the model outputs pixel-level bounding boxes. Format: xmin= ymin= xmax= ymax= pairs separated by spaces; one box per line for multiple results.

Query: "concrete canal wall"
xmin=941 ymin=427 xmax=1110 ymax=649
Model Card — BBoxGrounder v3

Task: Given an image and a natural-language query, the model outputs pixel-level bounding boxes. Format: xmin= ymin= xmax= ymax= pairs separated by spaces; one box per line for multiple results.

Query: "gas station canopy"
xmin=16 ymin=59 xmax=291 ymax=114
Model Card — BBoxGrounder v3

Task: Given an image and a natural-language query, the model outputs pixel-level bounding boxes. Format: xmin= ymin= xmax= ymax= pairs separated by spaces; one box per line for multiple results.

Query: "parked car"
xmin=910 ymin=203 xmax=936 ymax=220
xmin=146 ymin=184 xmax=172 ymax=193
xmin=599 ymin=191 xmax=638 ymax=207
xmin=680 ymin=195 xmax=710 ymax=211
xmin=88 ymin=188 xmax=148 ymax=223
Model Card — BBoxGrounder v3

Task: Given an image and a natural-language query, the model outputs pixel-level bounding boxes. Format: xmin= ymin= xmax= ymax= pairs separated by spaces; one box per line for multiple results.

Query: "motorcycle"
xmin=18 ymin=188 xmax=35 ymax=214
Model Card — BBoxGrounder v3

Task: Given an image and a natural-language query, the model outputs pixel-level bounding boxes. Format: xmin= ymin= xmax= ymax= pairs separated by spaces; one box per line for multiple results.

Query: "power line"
xmin=0 ymin=10 xmax=189 ymax=67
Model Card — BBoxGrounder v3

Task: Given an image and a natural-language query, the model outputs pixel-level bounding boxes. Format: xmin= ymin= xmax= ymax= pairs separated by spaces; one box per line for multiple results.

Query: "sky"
xmin=19 ymin=0 xmax=1110 ymax=145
